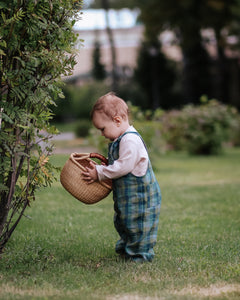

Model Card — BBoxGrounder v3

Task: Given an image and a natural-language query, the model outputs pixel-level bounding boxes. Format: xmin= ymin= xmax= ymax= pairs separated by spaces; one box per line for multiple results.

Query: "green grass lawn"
xmin=0 ymin=148 xmax=240 ymax=300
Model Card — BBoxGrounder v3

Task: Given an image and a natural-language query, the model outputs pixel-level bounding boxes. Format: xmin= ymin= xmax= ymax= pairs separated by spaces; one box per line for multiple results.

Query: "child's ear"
xmin=113 ymin=116 xmax=122 ymax=125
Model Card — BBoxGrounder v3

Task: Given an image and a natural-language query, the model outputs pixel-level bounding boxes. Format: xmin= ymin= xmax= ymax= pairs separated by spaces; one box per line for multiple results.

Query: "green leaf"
xmin=0 ymin=2 xmax=7 ymax=8
xmin=14 ymin=56 xmax=26 ymax=67
xmin=2 ymin=112 xmax=13 ymax=124
xmin=0 ymin=183 xmax=9 ymax=192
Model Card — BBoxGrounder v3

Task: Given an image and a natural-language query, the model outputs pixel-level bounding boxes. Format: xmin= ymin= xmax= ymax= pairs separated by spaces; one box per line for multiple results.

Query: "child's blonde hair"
xmin=91 ymin=92 xmax=129 ymax=120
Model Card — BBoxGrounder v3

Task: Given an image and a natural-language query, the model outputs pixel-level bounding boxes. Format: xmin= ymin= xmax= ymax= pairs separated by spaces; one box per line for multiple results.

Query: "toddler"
xmin=82 ymin=92 xmax=161 ymax=262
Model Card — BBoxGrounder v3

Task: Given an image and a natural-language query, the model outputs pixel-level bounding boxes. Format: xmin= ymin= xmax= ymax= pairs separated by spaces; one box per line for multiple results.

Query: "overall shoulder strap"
xmin=119 ymin=131 xmax=148 ymax=151
xmin=119 ymin=131 xmax=141 ymax=140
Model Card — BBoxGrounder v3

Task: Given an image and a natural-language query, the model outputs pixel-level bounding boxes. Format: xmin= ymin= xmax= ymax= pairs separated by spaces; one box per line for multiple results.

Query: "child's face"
xmin=92 ymin=111 xmax=126 ymax=141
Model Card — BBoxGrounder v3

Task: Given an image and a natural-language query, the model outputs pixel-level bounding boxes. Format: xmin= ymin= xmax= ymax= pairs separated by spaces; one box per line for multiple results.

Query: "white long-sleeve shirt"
xmin=96 ymin=126 xmax=149 ymax=181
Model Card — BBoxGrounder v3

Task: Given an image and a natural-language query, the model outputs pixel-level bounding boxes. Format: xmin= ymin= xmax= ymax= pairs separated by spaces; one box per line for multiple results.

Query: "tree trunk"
xmin=181 ymin=27 xmax=212 ymax=104
xmin=101 ymin=0 xmax=118 ymax=91
xmin=214 ymin=29 xmax=229 ymax=104
xmin=0 ymin=194 xmax=9 ymax=238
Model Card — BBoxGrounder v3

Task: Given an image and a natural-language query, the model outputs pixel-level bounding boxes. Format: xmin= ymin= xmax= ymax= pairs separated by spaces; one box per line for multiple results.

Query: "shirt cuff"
xmin=95 ymin=165 xmax=106 ymax=181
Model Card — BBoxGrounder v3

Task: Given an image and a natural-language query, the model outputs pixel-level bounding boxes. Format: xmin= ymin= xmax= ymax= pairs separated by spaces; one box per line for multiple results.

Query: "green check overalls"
xmin=108 ymin=131 xmax=161 ymax=262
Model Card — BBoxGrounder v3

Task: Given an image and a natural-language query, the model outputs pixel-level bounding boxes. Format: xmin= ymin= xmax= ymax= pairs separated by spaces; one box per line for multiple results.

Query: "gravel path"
xmin=51 ymin=132 xmax=97 ymax=154
xmin=53 ymin=146 xmax=97 ymax=154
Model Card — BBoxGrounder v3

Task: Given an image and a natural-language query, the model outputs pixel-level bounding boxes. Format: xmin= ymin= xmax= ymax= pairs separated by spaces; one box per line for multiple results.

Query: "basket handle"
xmin=90 ymin=153 xmax=108 ymax=165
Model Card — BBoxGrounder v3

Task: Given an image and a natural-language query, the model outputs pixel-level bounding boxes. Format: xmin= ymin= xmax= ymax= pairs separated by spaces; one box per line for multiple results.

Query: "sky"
xmin=73 ymin=8 xmax=140 ymax=31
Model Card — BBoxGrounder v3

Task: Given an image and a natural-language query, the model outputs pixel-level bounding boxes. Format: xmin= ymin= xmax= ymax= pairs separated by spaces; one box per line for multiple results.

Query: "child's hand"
xmin=81 ymin=161 xmax=98 ymax=184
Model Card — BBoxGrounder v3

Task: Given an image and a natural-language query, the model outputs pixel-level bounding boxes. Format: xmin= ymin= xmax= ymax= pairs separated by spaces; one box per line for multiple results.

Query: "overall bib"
xmin=108 ymin=131 xmax=161 ymax=262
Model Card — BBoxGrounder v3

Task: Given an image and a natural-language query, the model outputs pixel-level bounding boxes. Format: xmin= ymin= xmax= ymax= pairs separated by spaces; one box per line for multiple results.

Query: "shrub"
xmin=229 ymin=114 xmax=240 ymax=147
xmin=157 ymin=109 xmax=185 ymax=151
xmin=160 ymin=98 xmax=240 ymax=155
xmin=88 ymin=99 xmax=240 ymax=157
xmin=88 ymin=127 xmax=109 ymax=157
xmin=181 ymin=100 xmax=239 ymax=154
xmin=75 ymin=119 xmax=92 ymax=137
xmin=52 ymin=81 xmax=109 ymax=122
xmin=134 ymin=121 xmax=167 ymax=168
xmin=0 ymin=0 xmax=82 ymax=253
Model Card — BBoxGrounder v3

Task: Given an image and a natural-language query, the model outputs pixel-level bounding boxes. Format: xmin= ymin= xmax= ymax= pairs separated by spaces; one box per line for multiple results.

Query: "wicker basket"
xmin=60 ymin=153 xmax=112 ymax=204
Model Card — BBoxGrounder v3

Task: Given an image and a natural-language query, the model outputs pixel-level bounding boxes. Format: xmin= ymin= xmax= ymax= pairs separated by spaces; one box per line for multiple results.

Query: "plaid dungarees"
xmin=108 ymin=131 xmax=161 ymax=262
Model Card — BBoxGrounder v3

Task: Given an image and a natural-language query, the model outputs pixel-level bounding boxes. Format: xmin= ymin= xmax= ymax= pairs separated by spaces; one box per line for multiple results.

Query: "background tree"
xmin=134 ymin=39 xmax=179 ymax=110
xmin=201 ymin=0 xmax=240 ymax=105
xmin=90 ymin=0 xmax=178 ymax=108
xmin=89 ymin=0 xmax=240 ymax=108
xmin=89 ymin=0 xmax=138 ymax=10
xmin=92 ymin=40 xmax=106 ymax=80
xmin=139 ymin=0 xmax=212 ymax=104
xmin=138 ymin=0 xmax=240 ymax=107
xmin=90 ymin=0 xmax=118 ymax=89
xmin=0 ymin=0 xmax=82 ymax=253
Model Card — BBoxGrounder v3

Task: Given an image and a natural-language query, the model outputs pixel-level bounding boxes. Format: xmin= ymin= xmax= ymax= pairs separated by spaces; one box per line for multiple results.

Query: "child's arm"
xmin=81 ymin=141 xmax=137 ymax=183
xmin=82 ymin=134 xmax=148 ymax=183
xmin=96 ymin=134 xmax=148 ymax=181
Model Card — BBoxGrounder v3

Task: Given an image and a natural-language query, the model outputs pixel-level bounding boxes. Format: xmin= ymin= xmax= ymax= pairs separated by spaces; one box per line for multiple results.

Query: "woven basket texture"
xmin=60 ymin=153 xmax=112 ymax=204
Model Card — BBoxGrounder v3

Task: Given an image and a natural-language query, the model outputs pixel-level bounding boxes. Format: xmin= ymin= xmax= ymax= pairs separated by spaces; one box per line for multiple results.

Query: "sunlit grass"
xmin=1 ymin=148 xmax=240 ymax=300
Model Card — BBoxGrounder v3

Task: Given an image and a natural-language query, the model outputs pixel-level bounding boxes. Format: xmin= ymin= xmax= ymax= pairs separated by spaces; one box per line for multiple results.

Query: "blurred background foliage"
xmin=89 ymin=99 xmax=240 ymax=157
xmin=51 ymin=0 xmax=240 ymax=155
